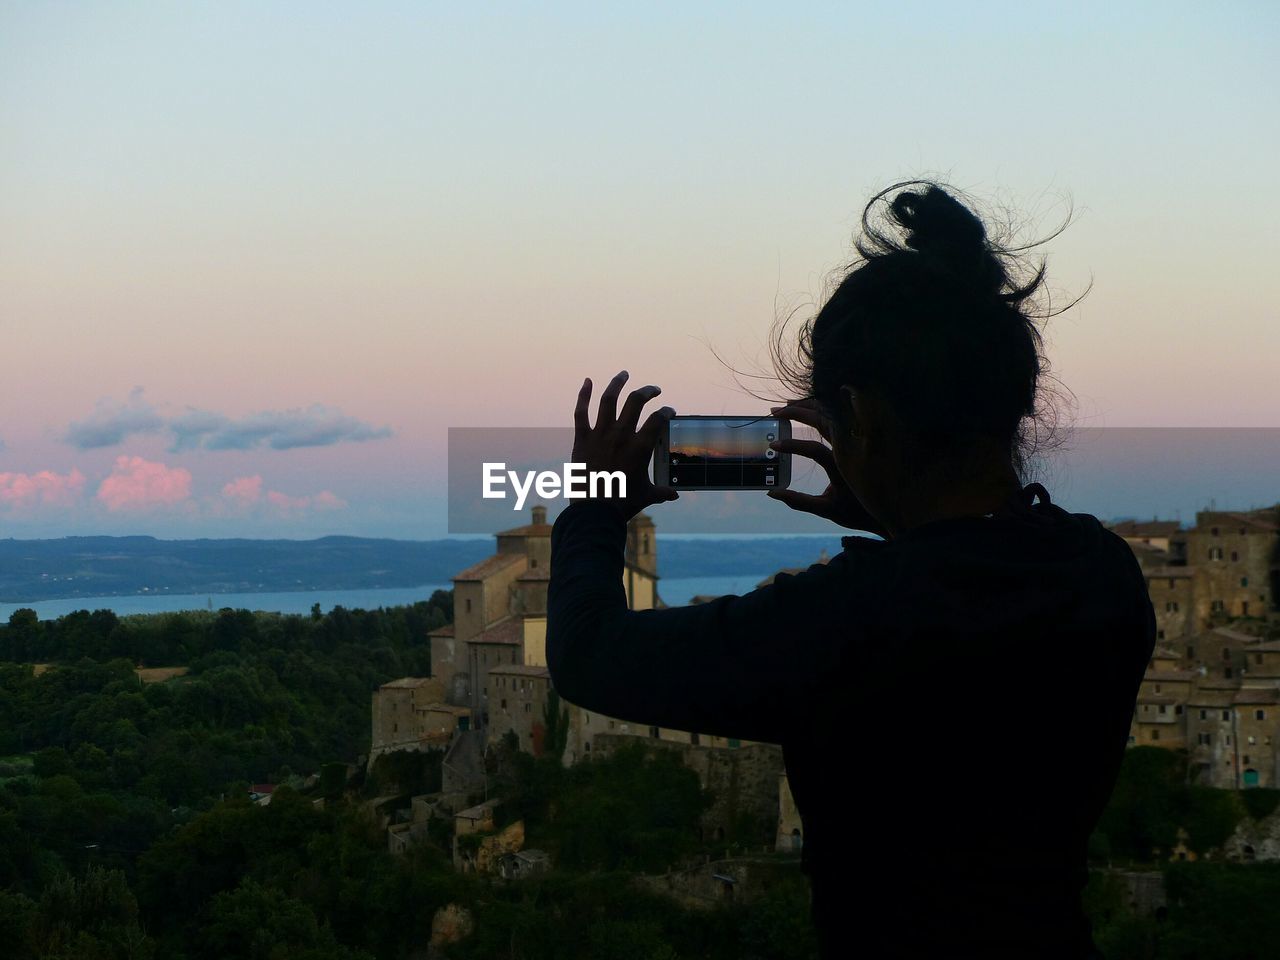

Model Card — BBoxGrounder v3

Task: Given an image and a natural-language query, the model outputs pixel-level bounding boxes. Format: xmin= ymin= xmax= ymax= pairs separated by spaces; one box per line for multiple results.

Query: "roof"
xmin=495 ymin=522 xmax=553 ymax=538
xmin=1137 ymin=695 xmax=1179 ymax=706
xmin=1151 ymin=648 xmax=1183 ymax=660
xmin=455 ymin=797 xmax=502 ymax=819
xmin=454 ymin=552 xmax=526 ymax=582
xmin=517 ymin=568 xmax=550 ymax=581
xmin=468 ymin=618 xmax=523 ymax=646
xmin=1145 ymin=567 xmax=1194 ymax=579
xmin=420 ymin=702 xmax=472 ymax=715
xmin=380 ymin=677 xmax=435 ymax=690
xmin=1110 ymin=520 xmax=1182 ymax=537
xmin=1195 ymin=509 xmax=1280 ymax=533
xmin=489 ymin=663 xmax=551 ymax=678
xmin=1213 ymin=627 xmax=1263 ymax=643
xmin=1234 ymin=687 xmax=1280 ymax=705
xmin=1143 ymin=670 xmax=1198 ymax=682
xmin=1187 ymin=691 xmax=1238 ymax=708
xmin=1244 ymin=640 xmax=1280 ymax=653
xmin=428 ymin=624 xmax=455 ymax=638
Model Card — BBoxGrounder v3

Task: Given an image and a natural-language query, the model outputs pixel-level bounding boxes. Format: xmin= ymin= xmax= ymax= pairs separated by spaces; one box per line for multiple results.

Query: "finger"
xmin=638 ymin=405 xmax=676 ymax=449
xmin=597 ymin=370 xmax=629 ymax=426
xmin=771 ymin=438 xmax=839 ymax=483
xmin=771 ymin=401 xmax=827 ymax=435
xmin=574 ymin=377 xmax=593 ymax=433
xmin=619 ymin=384 xmax=661 ymax=431
xmin=766 ymin=488 xmax=830 ymax=517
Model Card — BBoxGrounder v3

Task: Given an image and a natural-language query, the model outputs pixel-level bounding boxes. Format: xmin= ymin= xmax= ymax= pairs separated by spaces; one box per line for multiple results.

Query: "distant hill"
xmin=0 ymin=534 xmax=846 ymax=602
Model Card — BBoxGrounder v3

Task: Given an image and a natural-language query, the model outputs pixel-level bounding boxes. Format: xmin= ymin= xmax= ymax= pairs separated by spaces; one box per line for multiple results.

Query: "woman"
xmin=546 ymin=182 xmax=1155 ymax=958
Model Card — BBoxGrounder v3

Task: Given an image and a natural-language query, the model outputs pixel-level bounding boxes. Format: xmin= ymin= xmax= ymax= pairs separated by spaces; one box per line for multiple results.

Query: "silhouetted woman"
xmin=546 ymin=181 xmax=1155 ymax=959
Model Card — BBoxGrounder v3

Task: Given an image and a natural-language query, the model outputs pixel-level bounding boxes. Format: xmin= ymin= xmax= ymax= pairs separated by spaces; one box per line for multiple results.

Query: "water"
xmin=0 ymin=576 xmax=768 ymax=622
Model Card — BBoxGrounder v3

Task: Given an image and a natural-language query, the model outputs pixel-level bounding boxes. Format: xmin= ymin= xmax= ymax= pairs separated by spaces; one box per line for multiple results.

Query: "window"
xmin=649 ymin=725 xmax=660 ymax=738
xmin=1242 ymin=577 xmax=1249 ymax=588
xmin=524 ymin=702 xmax=531 ymax=713
xmin=1151 ymin=729 xmax=1161 ymax=741
xmin=1257 ymin=709 xmax=1267 ymax=721
xmin=500 ymin=698 xmax=506 ymax=709
xmin=1222 ymin=710 xmax=1231 ymax=721
xmin=1212 ymin=526 xmax=1219 ymax=536
xmin=1176 ymin=705 xmax=1183 ymax=715
xmin=1231 ymin=551 xmax=1239 ymax=562
xmin=1198 ymin=733 xmax=1211 ymax=745
xmin=1199 ymin=709 xmax=1207 ymax=720
xmin=466 ymin=598 xmax=472 ymax=613
xmin=530 ymin=557 xmax=537 ymax=568
xmin=1169 ymin=578 xmax=1177 ymax=589
xmin=1256 ymin=653 xmax=1264 ymax=665
xmin=1188 ymin=646 xmax=1195 ymax=659
xmin=1243 ymin=601 xmax=1250 ymax=616
xmin=1158 ymin=630 xmax=1166 ymax=640
xmin=1226 ymin=668 xmax=1234 ymax=678
xmin=1158 ymin=704 xmax=1167 ymax=714
xmin=1224 ymin=648 xmax=1232 ymax=660
xmin=1155 ymin=684 xmax=1162 ymax=693
xmin=1244 ymin=755 xmax=1251 ymax=765
xmin=1248 ymin=735 xmax=1257 ymax=745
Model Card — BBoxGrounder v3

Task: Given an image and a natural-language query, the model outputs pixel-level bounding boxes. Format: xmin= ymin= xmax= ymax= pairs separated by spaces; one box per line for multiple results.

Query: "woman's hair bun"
xmin=890 ymin=187 xmax=987 ymax=256
xmin=880 ymin=184 xmax=1004 ymax=294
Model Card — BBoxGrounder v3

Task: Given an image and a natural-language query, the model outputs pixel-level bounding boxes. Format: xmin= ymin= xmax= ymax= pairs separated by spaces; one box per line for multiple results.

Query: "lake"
xmin=0 ymin=575 xmax=768 ymax=622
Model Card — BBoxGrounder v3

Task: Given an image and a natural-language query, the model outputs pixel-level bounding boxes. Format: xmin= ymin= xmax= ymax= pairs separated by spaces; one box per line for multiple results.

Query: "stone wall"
xmin=589 ymin=734 xmax=785 ymax=845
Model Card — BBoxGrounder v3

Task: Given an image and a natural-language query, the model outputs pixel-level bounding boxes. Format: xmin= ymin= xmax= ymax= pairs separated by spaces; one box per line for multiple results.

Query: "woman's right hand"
xmin=767 ymin=399 xmax=889 ymax=538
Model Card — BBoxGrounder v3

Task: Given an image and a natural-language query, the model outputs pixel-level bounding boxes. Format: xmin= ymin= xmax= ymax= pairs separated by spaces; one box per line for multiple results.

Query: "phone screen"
xmin=665 ymin=416 xmax=784 ymax=489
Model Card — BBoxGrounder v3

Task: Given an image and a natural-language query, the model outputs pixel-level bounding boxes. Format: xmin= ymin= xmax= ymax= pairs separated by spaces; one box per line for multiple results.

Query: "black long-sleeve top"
xmin=547 ymin=484 xmax=1155 ymax=959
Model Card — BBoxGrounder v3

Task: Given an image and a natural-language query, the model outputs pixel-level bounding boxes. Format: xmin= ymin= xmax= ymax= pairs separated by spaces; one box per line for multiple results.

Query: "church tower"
xmin=626 ymin=512 xmax=657 ymax=577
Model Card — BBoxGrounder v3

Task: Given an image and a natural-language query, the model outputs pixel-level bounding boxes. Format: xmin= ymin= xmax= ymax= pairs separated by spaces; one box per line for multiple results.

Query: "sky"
xmin=2 ymin=2 xmax=1278 ymax=539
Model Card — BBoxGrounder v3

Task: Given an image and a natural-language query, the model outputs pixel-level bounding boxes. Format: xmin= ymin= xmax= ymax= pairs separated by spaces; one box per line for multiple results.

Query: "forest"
xmin=1 ymin=601 xmax=1279 ymax=958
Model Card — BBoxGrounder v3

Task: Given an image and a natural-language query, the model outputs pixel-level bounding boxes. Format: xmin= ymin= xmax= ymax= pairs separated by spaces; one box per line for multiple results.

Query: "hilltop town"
xmin=368 ymin=501 xmax=1280 ymax=882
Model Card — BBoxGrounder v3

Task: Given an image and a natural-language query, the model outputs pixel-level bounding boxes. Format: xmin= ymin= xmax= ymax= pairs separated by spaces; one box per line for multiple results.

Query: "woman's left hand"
xmin=571 ymin=370 xmax=678 ymax=521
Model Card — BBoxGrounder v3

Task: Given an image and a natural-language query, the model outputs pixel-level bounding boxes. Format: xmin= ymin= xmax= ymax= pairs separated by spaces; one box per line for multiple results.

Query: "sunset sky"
xmin=2 ymin=2 xmax=1277 ymax=538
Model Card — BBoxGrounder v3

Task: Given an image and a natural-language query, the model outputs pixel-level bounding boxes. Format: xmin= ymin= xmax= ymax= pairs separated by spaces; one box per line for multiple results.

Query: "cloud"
xmin=220 ymin=474 xmax=347 ymax=516
xmin=202 ymin=406 xmax=393 ymax=451
xmin=64 ymin=387 xmax=165 ymax=449
xmin=96 ymin=456 xmax=193 ymax=511
xmin=64 ymin=391 xmax=393 ymax=452
xmin=0 ymin=468 xmax=87 ymax=508
xmin=221 ymin=474 xmax=264 ymax=503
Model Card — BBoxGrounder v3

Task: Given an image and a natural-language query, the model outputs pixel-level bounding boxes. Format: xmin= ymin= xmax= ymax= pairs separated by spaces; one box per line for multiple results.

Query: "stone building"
xmin=776 ymin=772 xmax=803 ymax=853
xmin=486 ymin=663 xmax=555 ymax=756
xmin=369 ymin=677 xmax=471 ymax=761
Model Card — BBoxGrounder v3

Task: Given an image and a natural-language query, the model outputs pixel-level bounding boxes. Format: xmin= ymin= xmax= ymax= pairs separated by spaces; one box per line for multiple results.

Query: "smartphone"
xmin=653 ymin=415 xmax=791 ymax=491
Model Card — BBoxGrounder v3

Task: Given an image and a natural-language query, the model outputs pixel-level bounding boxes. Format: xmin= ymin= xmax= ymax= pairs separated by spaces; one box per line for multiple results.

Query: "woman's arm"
xmin=546 ymin=498 xmax=864 ymax=745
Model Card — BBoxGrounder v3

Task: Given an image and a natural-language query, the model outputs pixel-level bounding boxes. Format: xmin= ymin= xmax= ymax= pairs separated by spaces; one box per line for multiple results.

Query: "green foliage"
xmin=1159 ymin=862 xmax=1280 ymax=959
xmin=1240 ymin=787 xmax=1280 ymax=820
xmin=1096 ymin=747 xmax=1185 ymax=860
xmin=541 ymin=689 xmax=569 ymax=761
xmin=366 ymin=750 xmax=441 ymax=799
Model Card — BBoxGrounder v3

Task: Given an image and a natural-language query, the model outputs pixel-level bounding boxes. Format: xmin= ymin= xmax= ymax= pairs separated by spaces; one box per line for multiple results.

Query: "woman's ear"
xmin=840 ymin=385 xmax=865 ymax=441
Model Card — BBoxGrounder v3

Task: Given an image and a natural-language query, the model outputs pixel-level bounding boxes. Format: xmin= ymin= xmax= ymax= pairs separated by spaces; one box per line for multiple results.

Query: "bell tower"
xmin=626 ymin=512 xmax=657 ymax=576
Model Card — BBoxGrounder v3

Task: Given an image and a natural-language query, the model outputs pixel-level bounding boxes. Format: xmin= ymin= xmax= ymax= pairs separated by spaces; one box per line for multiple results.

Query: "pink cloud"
xmin=0 ymin=468 xmax=87 ymax=508
xmin=219 ymin=475 xmax=346 ymax=516
xmin=222 ymin=474 xmax=264 ymax=503
xmin=96 ymin=456 xmax=192 ymax=511
xmin=265 ymin=488 xmax=347 ymax=513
